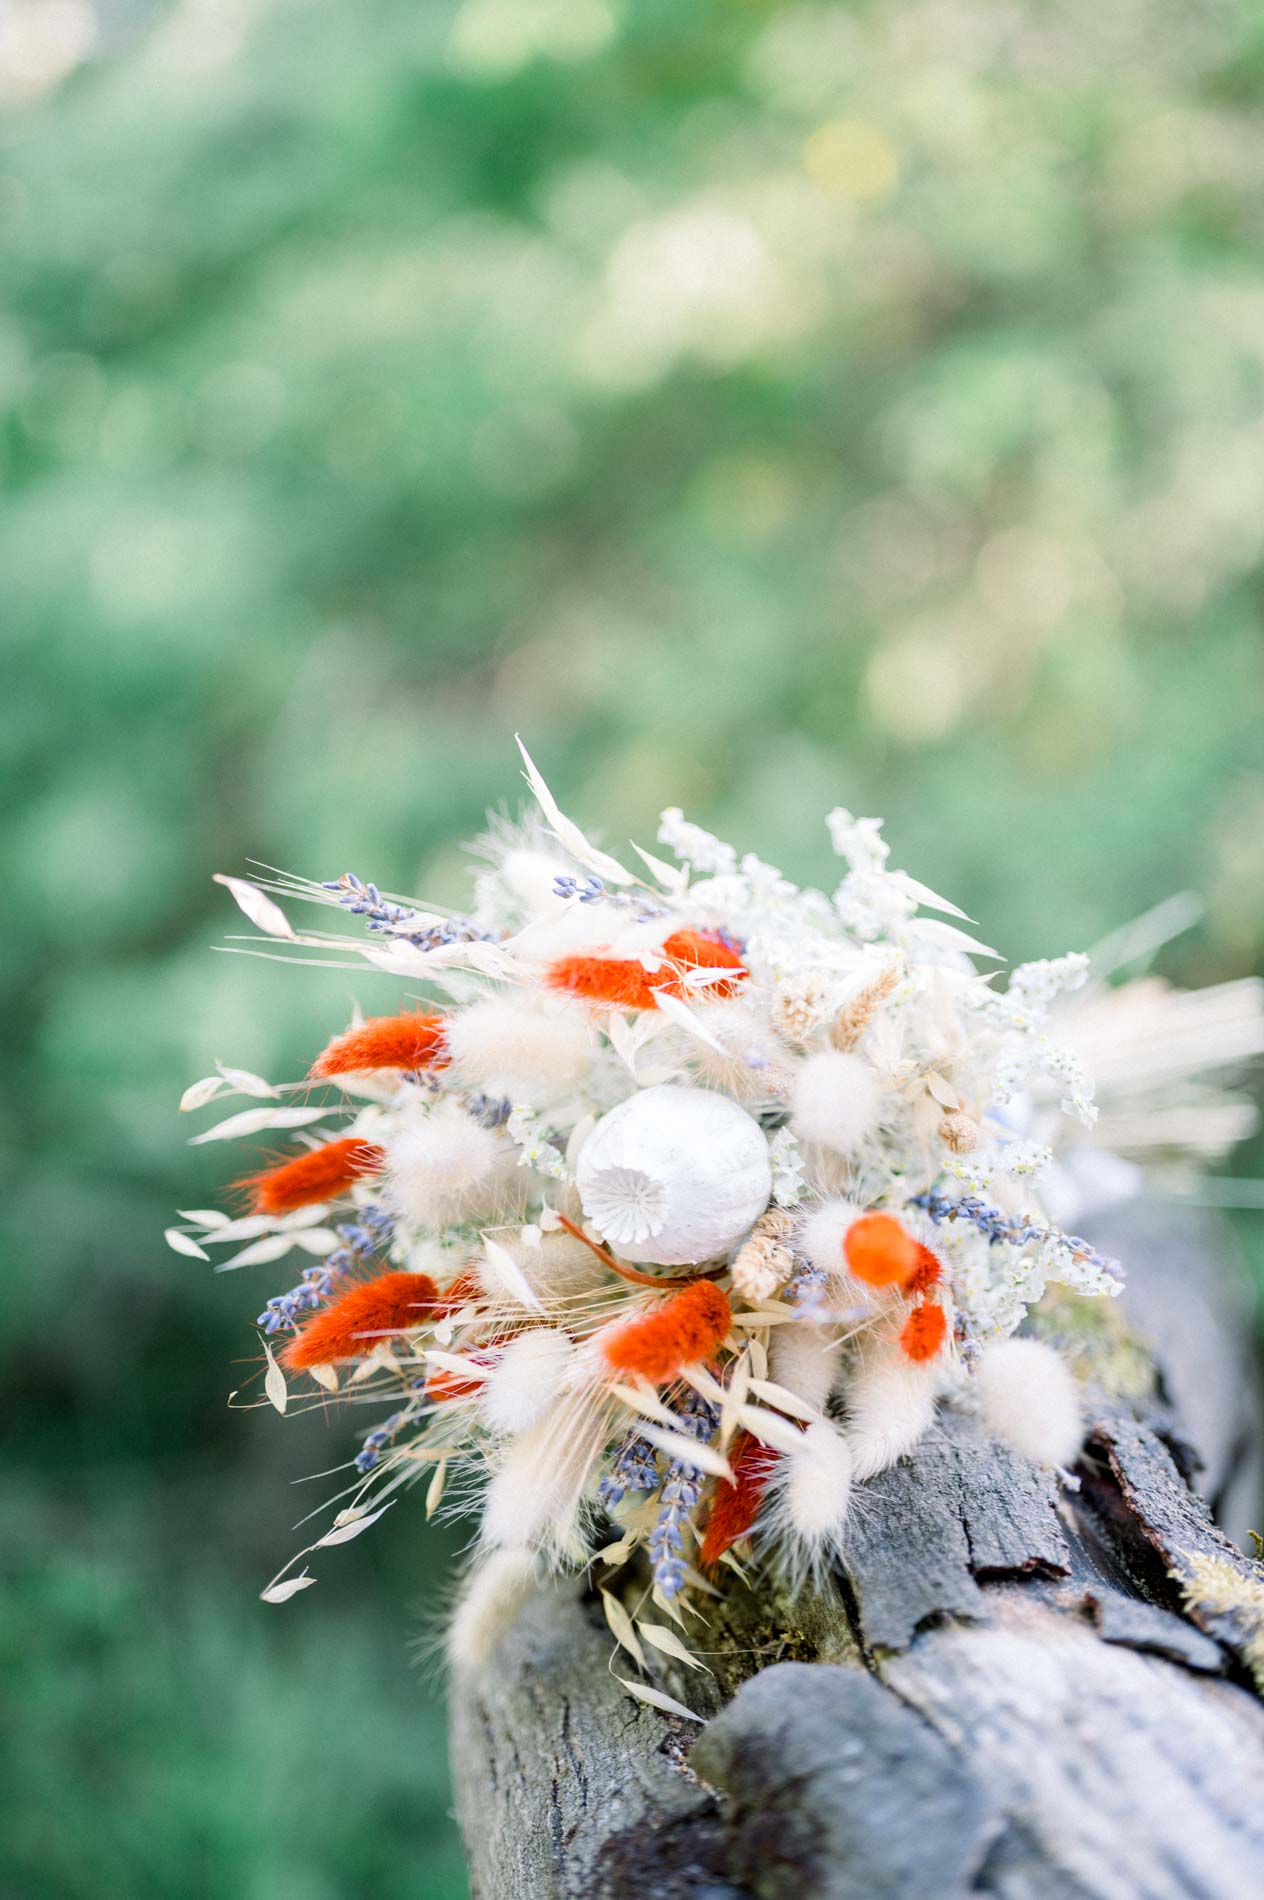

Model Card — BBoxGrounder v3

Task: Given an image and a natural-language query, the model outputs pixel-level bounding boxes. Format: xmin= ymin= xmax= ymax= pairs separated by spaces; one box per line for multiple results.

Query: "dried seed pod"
xmin=575 ymin=1084 xmax=772 ymax=1266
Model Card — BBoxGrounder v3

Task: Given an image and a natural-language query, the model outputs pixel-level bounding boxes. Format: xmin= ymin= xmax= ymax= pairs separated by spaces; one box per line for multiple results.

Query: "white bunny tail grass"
xmin=481 ymin=1398 xmax=608 ymax=1563
xmin=481 ymin=1328 xmax=575 ymax=1436
xmin=382 ymin=1102 xmax=507 ymax=1231
xmin=976 ymin=1337 xmax=1083 ymax=1468
xmin=790 ymin=1049 xmax=885 ymax=1155
xmin=769 ymin=1322 xmax=843 ymax=1413
xmin=444 ymin=991 xmax=593 ymax=1102
xmin=447 ymin=1547 xmax=542 ymax=1673
xmin=795 ymin=1197 xmax=866 ymax=1280
xmin=845 ymin=1350 xmax=939 ymax=1480
xmin=762 ymin=1420 xmax=852 ymax=1589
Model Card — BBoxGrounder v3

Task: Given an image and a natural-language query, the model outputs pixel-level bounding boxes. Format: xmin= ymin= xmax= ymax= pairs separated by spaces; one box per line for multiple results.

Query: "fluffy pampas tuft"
xmin=444 ymin=992 xmax=593 ymax=1102
xmin=976 ymin=1337 xmax=1083 ymax=1468
xmin=382 ymin=1102 xmax=506 ymax=1231
xmin=769 ymin=1321 xmax=843 ymax=1412
xmin=481 ymin=1329 xmax=575 ymax=1435
xmin=845 ymin=1350 xmax=938 ymax=1479
xmin=447 ymin=1547 xmax=542 ymax=1671
xmin=763 ymin=1419 xmax=853 ymax=1585
xmin=790 ymin=1048 xmax=885 ymax=1154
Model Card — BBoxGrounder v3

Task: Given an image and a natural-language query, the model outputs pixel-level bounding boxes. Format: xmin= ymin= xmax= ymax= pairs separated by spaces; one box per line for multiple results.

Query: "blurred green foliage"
xmin=3 ymin=0 xmax=1264 ymax=1893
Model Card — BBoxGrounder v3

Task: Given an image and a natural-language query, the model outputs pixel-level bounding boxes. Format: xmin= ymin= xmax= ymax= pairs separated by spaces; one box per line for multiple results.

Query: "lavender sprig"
xmin=598 ymin=1429 xmax=661 ymax=1507
xmin=553 ymin=873 xmax=606 ymax=903
xmin=648 ymin=1391 xmax=719 ymax=1598
xmin=256 ymin=1204 xmax=395 ymax=1334
xmin=322 ymin=873 xmax=495 ymax=952
xmin=355 ymin=1407 xmax=412 ymax=1475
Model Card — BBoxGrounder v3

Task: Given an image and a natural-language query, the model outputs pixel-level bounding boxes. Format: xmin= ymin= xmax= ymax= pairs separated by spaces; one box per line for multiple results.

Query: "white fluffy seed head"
xmin=769 ymin=1322 xmax=843 ymax=1413
xmin=790 ymin=1049 xmax=885 ymax=1154
xmin=444 ymin=992 xmax=593 ymax=1102
xmin=795 ymin=1197 xmax=867 ymax=1280
xmin=447 ymin=1548 xmax=541 ymax=1673
xmin=382 ymin=1102 xmax=505 ymax=1231
xmin=481 ymin=1402 xmax=606 ymax=1561
xmin=763 ymin=1420 xmax=852 ymax=1588
xmin=976 ymin=1337 xmax=1083 ymax=1468
xmin=845 ymin=1350 xmax=938 ymax=1480
xmin=482 ymin=1329 xmax=575 ymax=1435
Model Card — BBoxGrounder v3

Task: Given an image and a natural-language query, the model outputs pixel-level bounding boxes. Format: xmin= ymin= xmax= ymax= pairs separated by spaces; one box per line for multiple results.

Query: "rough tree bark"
xmin=450 ymin=1204 xmax=1264 ymax=1899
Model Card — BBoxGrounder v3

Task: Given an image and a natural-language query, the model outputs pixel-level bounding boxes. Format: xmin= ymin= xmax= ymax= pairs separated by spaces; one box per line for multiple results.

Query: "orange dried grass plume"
xmin=843 ymin=1212 xmax=922 ymax=1288
xmin=310 ymin=1012 xmax=448 ymax=1079
xmin=241 ymin=1137 xmax=385 ymax=1216
xmin=905 ymin=1244 xmax=942 ymax=1296
xmin=899 ymin=1302 xmax=947 ymax=1363
xmin=660 ymin=928 xmax=747 ymax=998
xmin=546 ymin=928 xmax=746 ymax=1013
xmin=700 ymin=1429 xmax=779 ymax=1570
xmin=545 ymin=955 xmax=661 ymax=1011
xmin=600 ymin=1280 xmax=731 ymax=1384
xmin=281 ymin=1271 xmax=438 ymax=1369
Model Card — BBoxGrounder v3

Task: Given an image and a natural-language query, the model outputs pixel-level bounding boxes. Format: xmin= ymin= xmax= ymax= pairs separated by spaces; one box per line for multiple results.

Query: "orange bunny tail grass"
xmin=310 ymin=1011 xmax=448 ymax=1079
xmin=905 ymin=1244 xmax=942 ymax=1296
xmin=843 ymin=1212 xmax=922 ymax=1288
xmin=281 ymin=1271 xmax=438 ymax=1369
xmin=435 ymin=1264 xmax=484 ymax=1315
xmin=241 ymin=1137 xmax=385 ymax=1215
xmin=600 ymin=1280 xmax=732 ymax=1384
xmin=661 ymin=928 xmax=747 ymax=998
xmin=545 ymin=954 xmax=660 ymax=1011
xmin=700 ymin=1429 xmax=779 ymax=1570
xmin=900 ymin=1301 xmax=948 ymax=1363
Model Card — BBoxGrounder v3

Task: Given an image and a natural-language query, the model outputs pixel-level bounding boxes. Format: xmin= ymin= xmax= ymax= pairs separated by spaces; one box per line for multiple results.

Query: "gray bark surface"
xmin=450 ymin=1205 xmax=1264 ymax=1899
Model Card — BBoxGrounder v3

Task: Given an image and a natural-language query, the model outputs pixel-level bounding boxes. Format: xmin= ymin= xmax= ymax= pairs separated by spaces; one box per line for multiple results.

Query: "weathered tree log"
xmin=450 ymin=1205 xmax=1264 ymax=1898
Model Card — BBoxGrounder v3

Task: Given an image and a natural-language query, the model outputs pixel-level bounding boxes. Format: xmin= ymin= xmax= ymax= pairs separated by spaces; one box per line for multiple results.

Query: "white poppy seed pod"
xmin=790 ymin=1049 xmax=884 ymax=1154
xmin=976 ymin=1337 xmax=1083 ymax=1468
xmin=574 ymin=1082 xmax=772 ymax=1266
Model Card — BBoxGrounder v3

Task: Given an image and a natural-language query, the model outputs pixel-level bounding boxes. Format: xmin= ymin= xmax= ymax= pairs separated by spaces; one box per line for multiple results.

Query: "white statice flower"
xmin=657 ymin=807 xmax=737 ymax=876
xmin=769 ymin=1127 xmax=806 ymax=1205
xmin=505 ymin=1105 xmax=569 ymax=1179
xmin=1001 ymin=1141 xmax=1054 ymax=1180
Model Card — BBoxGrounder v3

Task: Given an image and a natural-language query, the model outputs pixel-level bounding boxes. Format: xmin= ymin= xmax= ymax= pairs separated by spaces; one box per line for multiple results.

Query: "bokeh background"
xmin=5 ymin=0 xmax=1264 ymax=1893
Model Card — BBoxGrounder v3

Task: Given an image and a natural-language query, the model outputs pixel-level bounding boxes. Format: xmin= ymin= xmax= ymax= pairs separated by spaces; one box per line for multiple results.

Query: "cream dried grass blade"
xmin=316 ymin=1502 xmax=395 ymax=1547
xmin=516 ymin=735 xmax=637 ymax=887
xmin=260 ymin=1573 xmax=316 ymax=1604
xmin=481 ymin=1235 xmax=545 ymax=1313
xmin=736 ymin=1403 xmax=807 ymax=1456
xmin=602 ymin=1590 xmax=646 ymax=1670
xmin=180 ymin=1076 xmax=228 ymax=1112
xmin=639 ymin=1425 xmax=733 ymax=1482
xmin=637 ymin=1620 xmax=711 ymax=1672
xmin=610 ymin=1382 xmax=681 ymax=1429
xmin=263 ymin=1342 xmax=288 ymax=1416
xmin=214 ymin=1060 xmax=281 ymax=1099
xmin=164 ymin=1228 xmax=210 ymax=1262
xmin=649 ymin=987 xmax=727 ymax=1053
xmin=425 ymin=1459 xmax=447 ymax=1520
xmin=189 ymin=1104 xmax=333 ymax=1145
xmin=214 ymin=874 xmax=296 ymax=940
xmin=218 ymin=1234 xmax=297 ymax=1271
xmin=615 ymin=1677 xmax=706 ymax=1723
xmin=748 ymin=1378 xmax=822 ymax=1424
